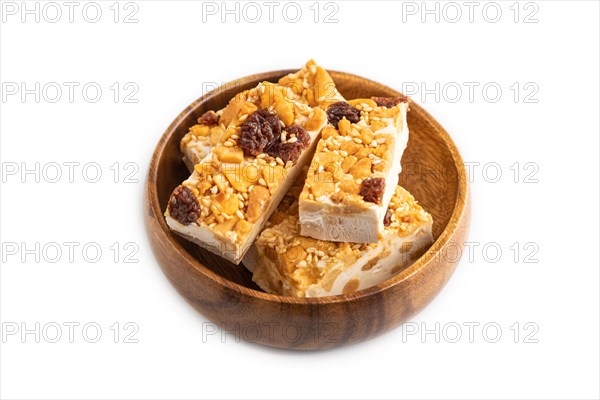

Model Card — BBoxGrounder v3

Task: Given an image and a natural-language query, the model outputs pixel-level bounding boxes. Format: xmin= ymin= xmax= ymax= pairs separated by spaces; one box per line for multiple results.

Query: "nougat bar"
xmin=298 ymin=97 xmax=410 ymax=243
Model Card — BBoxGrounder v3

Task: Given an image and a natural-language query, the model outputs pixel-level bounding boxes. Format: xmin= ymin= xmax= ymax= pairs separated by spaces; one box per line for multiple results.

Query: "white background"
xmin=1 ymin=1 xmax=599 ymax=399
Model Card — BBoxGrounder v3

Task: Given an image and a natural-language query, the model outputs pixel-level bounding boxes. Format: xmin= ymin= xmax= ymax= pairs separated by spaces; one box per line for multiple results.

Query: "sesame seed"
xmin=236 ymin=210 xmax=244 ymax=219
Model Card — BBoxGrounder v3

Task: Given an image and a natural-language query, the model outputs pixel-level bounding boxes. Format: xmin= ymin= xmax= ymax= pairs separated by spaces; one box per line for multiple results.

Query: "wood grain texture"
xmin=144 ymin=70 xmax=470 ymax=350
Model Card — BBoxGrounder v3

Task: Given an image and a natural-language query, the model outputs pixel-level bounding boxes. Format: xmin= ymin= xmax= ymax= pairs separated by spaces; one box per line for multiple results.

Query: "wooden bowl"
xmin=145 ymin=70 xmax=470 ymax=350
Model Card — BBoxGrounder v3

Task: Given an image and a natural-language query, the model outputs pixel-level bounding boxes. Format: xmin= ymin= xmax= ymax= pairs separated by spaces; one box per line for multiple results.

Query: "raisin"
xmin=383 ymin=209 xmax=392 ymax=226
xmin=240 ymin=109 xmax=309 ymax=163
xmin=199 ymin=110 xmax=220 ymax=126
xmin=371 ymin=96 xmax=407 ymax=108
xmin=240 ymin=109 xmax=282 ymax=157
xmin=168 ymin=185 xmax=201 ymax=225
xmin=265 ymin=125 xmax=310 ymax=163
xmin=360 ymin=177 xmax=385 ymax=204
xmin=326 ymin=101 xmax=360 ymax=128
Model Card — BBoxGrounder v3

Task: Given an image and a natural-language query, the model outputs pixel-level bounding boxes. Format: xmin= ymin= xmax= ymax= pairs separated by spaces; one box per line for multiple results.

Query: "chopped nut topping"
xmin=246 ymin=185 xmax=271 ymax=223
xmin=213 ymin=146 xmax=244 ymax=163
xmin=209 ymin=126 xmax=225 ymax=146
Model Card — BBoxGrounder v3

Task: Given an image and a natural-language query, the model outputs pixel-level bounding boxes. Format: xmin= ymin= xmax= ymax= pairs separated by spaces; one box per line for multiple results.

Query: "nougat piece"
xmin=165 ymin=61 xmax=344 ymax=264
xmin=298 ymin=96 xmax=410 ymax=243
xmin=179 ymin=59 xmax=343 ymax=170
xmin=245 ymin=185 xmax=433 ymax=297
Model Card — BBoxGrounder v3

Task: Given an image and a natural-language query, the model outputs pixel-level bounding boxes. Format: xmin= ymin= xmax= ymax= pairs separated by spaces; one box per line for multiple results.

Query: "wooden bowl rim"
xmin=147 ymin=69 xmax=468 ymax=305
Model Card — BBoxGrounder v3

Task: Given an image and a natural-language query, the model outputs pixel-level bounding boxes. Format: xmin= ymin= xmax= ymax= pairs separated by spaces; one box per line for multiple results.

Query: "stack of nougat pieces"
xmin=165 ymin=60 xmax=433 ymax=297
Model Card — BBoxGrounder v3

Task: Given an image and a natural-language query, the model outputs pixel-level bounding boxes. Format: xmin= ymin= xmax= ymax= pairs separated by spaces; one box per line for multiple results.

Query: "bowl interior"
xmin=153 ymin=70 xmax=459 ymax=290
